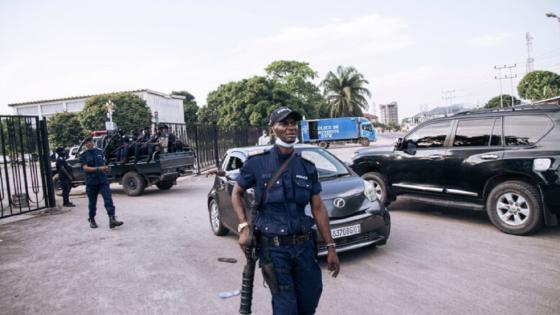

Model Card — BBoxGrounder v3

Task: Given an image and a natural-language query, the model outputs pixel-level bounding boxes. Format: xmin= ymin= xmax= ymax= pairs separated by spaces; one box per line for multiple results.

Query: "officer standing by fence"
xmin=55 ymin=147 xmax=75 ymax=207
xmin=232 ymin=107 xmax=340 ymax=314
xmin=79 ymin=137 xmax=123 ymax=229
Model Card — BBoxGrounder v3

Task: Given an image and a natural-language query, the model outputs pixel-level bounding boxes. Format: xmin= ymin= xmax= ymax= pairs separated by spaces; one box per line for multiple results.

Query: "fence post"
xmin=213 ymin=124 xmax=220 ymax=168
xmin=39 ymin=118 xmax=55 ymax=208
xmin=193 ymin=125 xmax=201 ymax=175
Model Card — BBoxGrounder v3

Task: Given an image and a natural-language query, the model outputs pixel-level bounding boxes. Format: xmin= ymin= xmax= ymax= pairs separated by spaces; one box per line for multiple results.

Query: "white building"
xmin=379 ymin=102 xmax=399 ymax=125
xmin=8 ymin=89 xmax=185 ymax=124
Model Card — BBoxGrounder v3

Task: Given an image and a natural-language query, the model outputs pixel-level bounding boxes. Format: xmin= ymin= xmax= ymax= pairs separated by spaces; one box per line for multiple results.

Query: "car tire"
xmin=52 ymin=174 xmax=61 ymax=191
xmin=208 ymin=199 xmax=228 ymax=236
xmin=122 ymin=171 xmax=146 ymax=196
xmin=156 ymin=180 xmax=174 ymax=190
xmin=319 ymin=141 xmax=329 ymax=149
xmin=486 ymin=180 xmax=543 ymax=235
xmin=360 ymin=138 xmax=370 ymax=146
xmin=362 ymin=172 xmax=388 ymax=206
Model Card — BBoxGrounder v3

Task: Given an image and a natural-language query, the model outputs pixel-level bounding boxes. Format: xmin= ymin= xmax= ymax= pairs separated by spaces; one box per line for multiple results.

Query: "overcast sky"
xmin=1 ymin=0 xmax=559 ymax=119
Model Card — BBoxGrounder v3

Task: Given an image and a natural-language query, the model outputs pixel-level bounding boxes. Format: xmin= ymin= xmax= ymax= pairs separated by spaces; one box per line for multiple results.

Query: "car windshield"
xmin=299 ymin=148 xmax=350 ymax=180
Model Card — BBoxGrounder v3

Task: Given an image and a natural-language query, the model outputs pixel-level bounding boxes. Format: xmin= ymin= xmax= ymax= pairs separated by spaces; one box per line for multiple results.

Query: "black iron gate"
xmin=0 ymin=116 xmax=55 ymax=219
xmin=162 ymin=123 xmax=263 ymax=173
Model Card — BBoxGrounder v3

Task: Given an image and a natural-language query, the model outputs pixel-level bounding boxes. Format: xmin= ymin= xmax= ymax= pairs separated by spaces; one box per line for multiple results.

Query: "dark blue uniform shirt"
xmin=79 ymin=148 xmax=108 ymax=185
xmin=237 ymin=146 xmax=321 ymax=236
xmin=55 ymin=156 xmax=73 ymax=181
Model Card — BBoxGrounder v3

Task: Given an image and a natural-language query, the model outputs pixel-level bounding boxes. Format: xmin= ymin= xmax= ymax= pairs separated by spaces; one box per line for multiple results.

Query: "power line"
xmin=526 ymin=32 xmax=534 ymax=73
xmin=494 ymin=64 xmax=517 ymax=108
xmin=441 ymin=90 xmax=456 ymax=115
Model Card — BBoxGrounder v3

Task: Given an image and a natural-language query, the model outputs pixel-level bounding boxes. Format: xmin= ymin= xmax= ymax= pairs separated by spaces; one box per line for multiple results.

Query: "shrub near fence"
xmin=161 ymin=123 xmax=263 ymax=173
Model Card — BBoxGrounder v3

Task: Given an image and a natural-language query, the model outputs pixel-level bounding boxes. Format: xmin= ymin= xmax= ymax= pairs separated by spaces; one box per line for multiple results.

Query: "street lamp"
xmin=546 ymin=12 xmax=560 ymax=34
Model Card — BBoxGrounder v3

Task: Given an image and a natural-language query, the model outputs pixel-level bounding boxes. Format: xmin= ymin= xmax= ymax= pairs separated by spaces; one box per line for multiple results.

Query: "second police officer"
xmin=55 ymin=146 xmax=75 ymax=207
xmin=79 ymin=137 xmax=124 ymax=229
xmin=232 ymin=107 xmax=340 ymax=315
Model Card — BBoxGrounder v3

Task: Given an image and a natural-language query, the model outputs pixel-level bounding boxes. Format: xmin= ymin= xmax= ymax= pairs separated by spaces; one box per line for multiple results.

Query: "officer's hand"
xmin=100 ymin=166 xmax=109 ymax=173
xmin=238 ymin=227 xmax=249 ymax=251
xmin=327 ymin=250 xmax=340 ymax=278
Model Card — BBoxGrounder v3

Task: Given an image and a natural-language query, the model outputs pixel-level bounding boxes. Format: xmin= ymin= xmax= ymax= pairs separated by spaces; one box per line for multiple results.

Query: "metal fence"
xmin=163 ymin=123 xmax=263 ymax=172
xmin=0 ymin=116 xmax=55 ymax=219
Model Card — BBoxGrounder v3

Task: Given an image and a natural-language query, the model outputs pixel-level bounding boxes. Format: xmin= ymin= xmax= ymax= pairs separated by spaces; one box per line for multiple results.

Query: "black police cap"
xmin=55 ymin=147 xmax=65 ymax=154
xmin=269 ymin=107 xmax=303 ymax=126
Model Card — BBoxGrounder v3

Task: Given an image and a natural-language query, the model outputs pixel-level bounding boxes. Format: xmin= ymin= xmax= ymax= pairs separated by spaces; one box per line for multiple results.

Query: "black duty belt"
xmin=260 ymin=233 xmax=312 ymax=247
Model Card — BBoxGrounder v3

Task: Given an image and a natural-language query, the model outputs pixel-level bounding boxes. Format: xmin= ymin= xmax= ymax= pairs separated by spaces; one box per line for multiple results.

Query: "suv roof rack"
xmin=452 ymin=103 xmax=560 ymax=117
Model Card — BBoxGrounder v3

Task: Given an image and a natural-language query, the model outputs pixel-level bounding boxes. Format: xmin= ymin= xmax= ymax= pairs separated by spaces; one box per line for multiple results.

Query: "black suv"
xmin=350 ymin=104 xmax=560 ymax=235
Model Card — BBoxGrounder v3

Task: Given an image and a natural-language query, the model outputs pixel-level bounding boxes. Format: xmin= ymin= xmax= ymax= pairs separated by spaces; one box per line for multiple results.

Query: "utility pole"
xmin=494 ymin=64 xmax=517 ymax=108
xmin=526 ymin=32 xmax=534 ymax=73
xmin=441 ymin=90 xmax=455 ymax=115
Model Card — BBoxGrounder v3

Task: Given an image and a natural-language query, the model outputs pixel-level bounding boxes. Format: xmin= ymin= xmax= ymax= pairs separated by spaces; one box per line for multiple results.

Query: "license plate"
xmin=330 ymin=224 xmax=361 ymax=239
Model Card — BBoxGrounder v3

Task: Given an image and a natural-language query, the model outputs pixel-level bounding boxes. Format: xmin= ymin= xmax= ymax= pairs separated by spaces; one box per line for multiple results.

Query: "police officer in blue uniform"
xmin=55 ymin=147 xmax=75 ymax=207
xmin=79 ymin=137 xmax=123 ymax=229
xmin=232 ymin=107 xmax=340 ymax=315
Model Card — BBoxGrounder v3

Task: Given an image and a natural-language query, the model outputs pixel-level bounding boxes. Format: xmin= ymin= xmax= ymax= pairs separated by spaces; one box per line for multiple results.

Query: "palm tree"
xmin=321 ymin=66 xmax=371 ymax=117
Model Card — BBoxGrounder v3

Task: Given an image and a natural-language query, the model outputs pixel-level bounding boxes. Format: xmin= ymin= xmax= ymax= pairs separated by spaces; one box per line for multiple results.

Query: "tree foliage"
xmin=172 ymin=90 xmax=199 ymax=124
xmin=321 ymin=66 xmax=371 ymax=117
xmin=517 ymin=70 xmax=560 ymax=101
xmin=48 ymin=112 xmax=87 ymax=148
xmin=204 ymin=76 xmax=298 ymax=126
xmin=78 ymin=93 xmax=152 ymax=133
xmin=485 ymin=94 xmax=521 ymax=108
xmin=265 ymin=60 xmax=326 ymax=119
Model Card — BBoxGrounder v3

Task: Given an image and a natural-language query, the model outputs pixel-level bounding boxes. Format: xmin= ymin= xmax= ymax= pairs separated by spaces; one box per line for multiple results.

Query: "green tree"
xmin=204 ymin=76 xmax=314 ymax=127
xmin=517 ymin=70 xmax=560 ymax=101
xmin=48 ymin=112 xmax=87 ymax=148
xmin=78 ymin=93 xmax=152 ymax=133
xmin=197 ymin=105 xmax=219 ymax=124
xmin=172 ymin=90 xmax=199 ymax=124
xmin=485 ymin=94 xmax=521 ymax=108
xmin=321 ymin=66 xmax=371 ymax=117
xmin=265 ymin=60 xmax=325 ymax=118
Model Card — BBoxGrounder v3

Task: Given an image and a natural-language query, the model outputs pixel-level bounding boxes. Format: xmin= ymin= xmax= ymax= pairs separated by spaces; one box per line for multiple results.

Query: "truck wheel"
xmin=122 ymin=171 xmax=146 ymax=196
xmin=362 ymin=172 xmax=388 ymax=206
xmin=52 ymin=174 xmax=61 ymax=191
xmin=156 ymin=180 xmax=174 ymax=190
xmin=486 ymin=180 xmax=543 ymax=235
xmin=360 ymin=138 xmax=370 ymax=146
xmin=209 ymin=199 xmax=228 ymax=236
xmin=319 ymin=141 xmax=330 ymax=149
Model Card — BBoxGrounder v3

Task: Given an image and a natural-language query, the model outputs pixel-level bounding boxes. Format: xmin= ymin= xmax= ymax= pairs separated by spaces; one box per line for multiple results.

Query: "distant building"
xmin=379 ymin=102 xmax=399 ymax=125
xmin=8 ymin=89 xmax=185 ymax=124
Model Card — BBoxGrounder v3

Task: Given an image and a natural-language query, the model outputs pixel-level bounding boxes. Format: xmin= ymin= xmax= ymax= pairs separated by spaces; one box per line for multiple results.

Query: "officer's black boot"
xmin=88 ymin=218 xmax=98 ymax=229
xmin=109 ymin=216 xmax=123 ymax=229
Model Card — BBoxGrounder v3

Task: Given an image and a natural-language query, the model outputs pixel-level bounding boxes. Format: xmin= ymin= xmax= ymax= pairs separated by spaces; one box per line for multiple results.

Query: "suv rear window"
xmin=453 ymin=118 xmax=500 ymax=147
xmin=504 ymin=115 xmax=553 ymax=146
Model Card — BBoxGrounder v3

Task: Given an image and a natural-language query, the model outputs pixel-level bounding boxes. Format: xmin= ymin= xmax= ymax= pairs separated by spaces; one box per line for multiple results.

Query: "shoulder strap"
xmin=258 ymin=151 xmax=295 ymax=207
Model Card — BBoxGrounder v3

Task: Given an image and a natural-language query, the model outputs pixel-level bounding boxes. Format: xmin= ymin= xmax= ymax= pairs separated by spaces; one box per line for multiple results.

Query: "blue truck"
xmin=300 ymin=117 xmax=376 ymax=148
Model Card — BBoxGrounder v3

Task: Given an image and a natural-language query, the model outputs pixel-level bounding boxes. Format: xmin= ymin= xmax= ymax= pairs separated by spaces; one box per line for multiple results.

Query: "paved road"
xmin=0 ymin=135 xmax=559 ymax=315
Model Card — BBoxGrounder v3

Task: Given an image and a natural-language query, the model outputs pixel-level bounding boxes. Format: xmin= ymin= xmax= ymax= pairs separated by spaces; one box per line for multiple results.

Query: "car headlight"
xmin=363 ymin=179 xmax=377 ymax=202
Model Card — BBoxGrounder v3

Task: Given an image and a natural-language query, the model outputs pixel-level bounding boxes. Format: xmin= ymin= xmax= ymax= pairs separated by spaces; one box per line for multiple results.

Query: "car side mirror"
xmin=226 ymin=170 xmax=240 ymax=181
xmin=404 ymin=142 xmax=417 ymax=155
xmin=394 ymin=137 xmax=403 ymax=149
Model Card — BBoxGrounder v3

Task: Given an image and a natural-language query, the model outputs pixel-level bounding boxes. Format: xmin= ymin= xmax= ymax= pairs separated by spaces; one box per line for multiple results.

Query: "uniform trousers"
xmin=258 ymin=239 xmax=323 ymax=315
xmin=86 ymin=182 xmax=115 ymax=219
